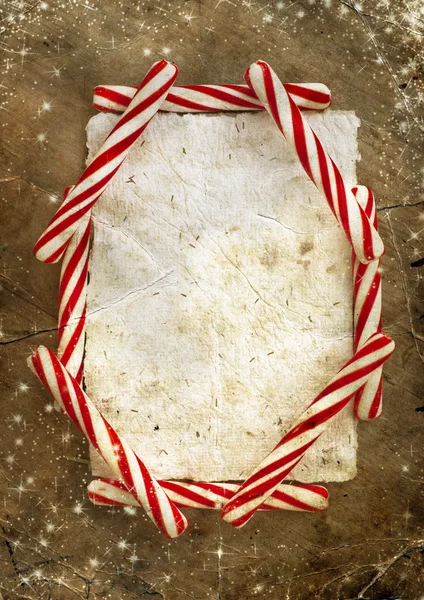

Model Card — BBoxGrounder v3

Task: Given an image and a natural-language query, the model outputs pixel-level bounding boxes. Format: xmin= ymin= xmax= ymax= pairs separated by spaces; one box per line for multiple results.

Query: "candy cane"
xmin=28 ymin=346 xmax=189 ymax=539
xmin=33 ymin=60 xmax=178 ymax=264
xmin=93 ymin=82 xmax=331 ymax=114
xmin=88 ymin=477 xmax=329 ymax=512
xmin=57 ymin=186 xmax=89 ymax=384
xmin=352 ymin=186 xmax=383 ymax=419
xmin=244 ymin=60 xmax=384 ymax=264
xmin=221 ymin=333 xmax=395 ymax=527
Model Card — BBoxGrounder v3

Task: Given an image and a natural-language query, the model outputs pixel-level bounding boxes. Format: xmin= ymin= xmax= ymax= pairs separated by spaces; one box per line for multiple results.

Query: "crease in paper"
xmin=84 ymin=109 xmax=360 ymax=483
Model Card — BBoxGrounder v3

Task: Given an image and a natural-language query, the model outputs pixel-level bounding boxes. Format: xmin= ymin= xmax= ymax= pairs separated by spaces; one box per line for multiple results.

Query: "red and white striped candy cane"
xmin=352 ymin=186 xmax=383 ymax=419
xmin=93 ymin=82 xmax=331 ymax=114
xmin=221 ymin=333 xmax=395 ymax=528
xmin=57 ymin=186 xmax=89 ymax=384
xmin=88 ymin=477 xmax=329 ymax=512
xmin=28 ymin=346 xmax=189 ymax=539
xmin=33 ymin=60 xmax=178 ymax=264
xmin=244 ymin=60 xmax=384 ymax=265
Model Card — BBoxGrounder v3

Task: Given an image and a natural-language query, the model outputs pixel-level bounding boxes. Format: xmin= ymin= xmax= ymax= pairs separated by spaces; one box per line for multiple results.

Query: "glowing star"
xmin=73 ymin=502 xmax=87 ymax=516
xmin=35 ymin=133 xmax=47 ymax=144
xmin=143 ymin=48 xmax=151 ymax=57
xmin=60 ymin=431 xmax=72 ymax=444
xmin=47 ymin=65 xmax=64 ymax=78
xmin=128 ymin=550 xmax=140 ymax=573
xmin=183 ymin=10 xmax=196 ymax=24
xmin=117 ymin=538 xmax=130 ymax=550
xmin=19 ymin=44 xmax=28 ymax=65
xmin=18 ymin=382 xmax=29 ymax=392
xmin=89 ymin=557 xmax=99 ymax=568
xmin=42 ymin=101 xmax=52 ymax=111
xmin=123 ymin=505 xmax=137 ymax=516
xmin=162 ymin=47 xmax=170 ymax=55
xmin=32 ymin=569 xmax=43 ymax=579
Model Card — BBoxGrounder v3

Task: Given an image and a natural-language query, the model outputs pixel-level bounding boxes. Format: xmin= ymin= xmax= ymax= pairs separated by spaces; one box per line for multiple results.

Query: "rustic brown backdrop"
xmin=1 ymin=1 xmax=423 ymax=598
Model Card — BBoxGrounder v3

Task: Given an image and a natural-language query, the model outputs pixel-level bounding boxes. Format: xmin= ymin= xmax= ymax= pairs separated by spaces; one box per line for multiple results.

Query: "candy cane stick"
xmin=28 ymin=346 xmax=189 ymax=539
xmin=245 ymin=60 xmax=384 ymax=264
xmin=93 ymin=82 xmax=331 ymax=114
xmin=57 ymin=186 xmax=89 ymax=384
xmin=352 ymin=186 xmax=383 ymax=419
xmin=221 ymin=333 xmax=395 ymax=527
xmin=88 ymin=477 xmax=329 ymax=512
xmin=33 ymin=60 xmax=178 ymax=264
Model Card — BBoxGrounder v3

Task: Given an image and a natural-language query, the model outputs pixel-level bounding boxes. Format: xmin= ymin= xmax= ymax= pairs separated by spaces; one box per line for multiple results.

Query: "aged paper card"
xmin=85 ymin=109 xmax=359 ymax=483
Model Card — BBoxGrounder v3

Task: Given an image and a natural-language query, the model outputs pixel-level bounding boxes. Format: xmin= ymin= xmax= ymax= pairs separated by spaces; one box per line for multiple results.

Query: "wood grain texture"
xmin=1 ymin=1 xmax=423 ymax=598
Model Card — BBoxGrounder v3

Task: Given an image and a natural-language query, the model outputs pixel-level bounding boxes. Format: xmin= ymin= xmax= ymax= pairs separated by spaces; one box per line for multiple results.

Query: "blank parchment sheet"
xmin=84 ymin=109 xmax=360 ymax=483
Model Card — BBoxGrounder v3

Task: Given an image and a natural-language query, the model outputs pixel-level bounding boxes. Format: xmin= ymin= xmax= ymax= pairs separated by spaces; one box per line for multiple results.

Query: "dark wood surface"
xmin=1 ymin=1 xmax=423 ymax=598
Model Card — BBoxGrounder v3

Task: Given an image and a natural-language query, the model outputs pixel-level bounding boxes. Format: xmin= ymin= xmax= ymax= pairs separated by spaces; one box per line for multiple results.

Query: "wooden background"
xmin=1 ymin=1 xmax=423 ymax=598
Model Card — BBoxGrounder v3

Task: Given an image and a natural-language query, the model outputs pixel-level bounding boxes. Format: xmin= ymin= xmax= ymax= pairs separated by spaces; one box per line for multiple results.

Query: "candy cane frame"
xmin=29 ymin=60 xmax=393 ymax=538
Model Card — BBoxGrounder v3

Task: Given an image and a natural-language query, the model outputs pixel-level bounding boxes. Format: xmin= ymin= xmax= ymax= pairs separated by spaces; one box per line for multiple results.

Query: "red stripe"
xmin=111 ymin=77 xmax=175 ymax=133
xmin=359 ymin=201 xmax=375 ymax=262
xmin=98 ymin=478 xmax=128 ymax=491
xmin=138 ymin=59 xmax=171 ymax=88
xmin=60 ymin=315 xmax=86 ymax=367
xmin=332 ymin=160 xmax=352 ymax=245
xmin=165 ymin=93 xmax=221 ymax=113
xmin=58 ymin=222 xmax=91 ymax=301
xmin=256 ymin=61 xmax=284 ymax=134
xmin=47 ymin=351 xmax=83 ymax=434
xmin=268 ymin=489 xmax=322 ymax=512
xmin=312 ymin=344 xmax=389 ymax=406
xmin=323 ymin=334 xmax=389 ymax=380
xmin=354 ymin=271 xmax=380 ymax=349
xmin=284 ymin=83 xmax=330 ymax=106
xmin=89 ymin=492 xmax=129 ymax=506
xmin=42 ymin=239 xmax=70 ymax=264
xmin=314 ymin=131 xmax=334 ymax=213
xmin=35 ymin=189 xmax=104 ymax=257
xmin=222 ymin=456 xmax=306 ymax=525
xmin=135 ymin=455 xmax=170 ymax=535
xmin=75 ymin=362 xmax=83 ymax=386
xmin=234 ymin=437 xmax=318 ymax=491
xmin=93 ymin=87 xmax=130 ymax=111
xmin=354 ymin=262 xmax=367 ymax=299
xmin=78 ymin=125 xmax=146 ymax=185
xmin=289 ymin=95 xmax=315 ymax=182
xmin=104 ymin=422 xmax=174 ymax=536
xmin=72 ymin=376 xmax=101 ymax=450
xmin=59 ymin=256 xmax=89 ymax=328
xmin=181 ymin=85 xmax=261 ymax=110
xmin=299 ymin=484 xmax=329 ymax=498
xmin=282 ymin=396 xmax=352 ymax=444
xmin=218 ymin=84 xmax=258 ymax=99
xmin=160 ymin=481 xmax=216 ymax=509
xmin=368 ymin=378 xmax=383 ymax=419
